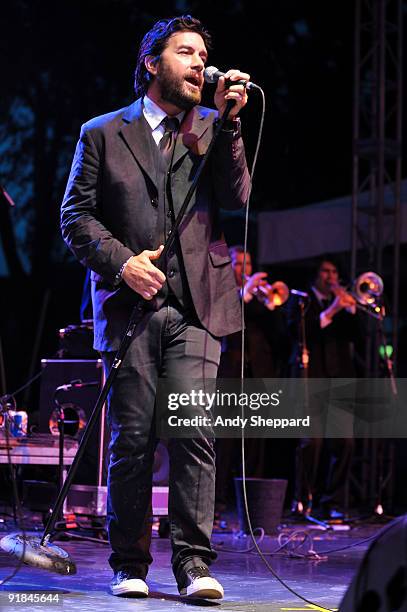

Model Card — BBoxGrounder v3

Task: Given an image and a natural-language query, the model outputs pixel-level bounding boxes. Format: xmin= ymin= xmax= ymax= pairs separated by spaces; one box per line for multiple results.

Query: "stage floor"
xmin=0 ymin=515 xmax=387 ymax=612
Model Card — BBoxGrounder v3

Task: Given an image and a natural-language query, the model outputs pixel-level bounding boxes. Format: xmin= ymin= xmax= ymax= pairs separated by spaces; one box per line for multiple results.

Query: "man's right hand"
xmin=243 ymin=272 xmax=268 ymax=303
xmin=325 ymin=290 xmax=356 ymax=320
xmin=121 ymin=245 xmax=166 ymax=300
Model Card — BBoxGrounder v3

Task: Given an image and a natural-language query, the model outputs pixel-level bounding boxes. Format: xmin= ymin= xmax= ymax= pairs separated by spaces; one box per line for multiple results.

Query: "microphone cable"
xmin=238 ymin=85 xmax=334 ymax=612
xmin=4 ymin=368 xmax=46 ymax=399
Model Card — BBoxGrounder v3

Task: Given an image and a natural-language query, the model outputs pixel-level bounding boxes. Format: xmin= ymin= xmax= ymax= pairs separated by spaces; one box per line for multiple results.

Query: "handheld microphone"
xmin=204 ymin=66 xmax=260 ymax=91
xmin=55 ymin=384 xmax=73 ymax=392
xmin=291 ymin=289 xmax=309 ymax=298
xmin=55 ymin=380 xmax=99 ymax=392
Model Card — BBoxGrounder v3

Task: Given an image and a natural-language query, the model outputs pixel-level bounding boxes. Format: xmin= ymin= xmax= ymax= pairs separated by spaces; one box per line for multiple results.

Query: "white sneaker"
xmin=178 ymin=566 xmax=224 ymax=599
xmin=110 ymin=570 xmax=149 ymax=597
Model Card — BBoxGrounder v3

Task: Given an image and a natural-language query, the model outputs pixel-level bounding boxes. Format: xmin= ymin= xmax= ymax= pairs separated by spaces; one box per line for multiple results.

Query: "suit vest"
xmin=149 ymin=121 xmax=192 ymax=310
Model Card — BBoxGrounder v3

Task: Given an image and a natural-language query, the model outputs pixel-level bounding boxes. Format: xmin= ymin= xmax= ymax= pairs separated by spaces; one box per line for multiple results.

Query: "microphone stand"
xmin=298 ymin=298 xmax=310 ymax=388
xmin=54 ymin=394 xmax=65 ymax=513
xmin=296 ymin=296 xmax=315 ymax=519
xmin=50 ymin=385 xmax=80 ymax=533
xmin=289 ymin=293 xmax=314 ymax=519
xmin=50 ymin=382 xmax=105 ymax=539
xmin=372 ymin=308 xmax=397 ymax=519
xmin=377 ymin=312 xmax=397 ymax=397
xmin=292 ymin=293 xmax=329 ymax=527
xmin=0 ymin=100 xmax=236 ymax=575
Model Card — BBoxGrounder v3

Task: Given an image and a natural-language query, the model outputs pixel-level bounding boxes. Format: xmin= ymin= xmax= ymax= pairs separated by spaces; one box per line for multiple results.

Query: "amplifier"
xmin=39 ymin=359 xmax=108 ymax=486
xmin=39 ymin=360 xmax=169 ymax=490
xmin=66 ymin=485 xmax=168 ymax=517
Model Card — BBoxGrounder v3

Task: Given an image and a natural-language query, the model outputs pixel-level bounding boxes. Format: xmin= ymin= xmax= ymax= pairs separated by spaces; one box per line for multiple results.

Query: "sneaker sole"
xmin=180 ymin=577 xmax=224 ymax=599
xmin=110 ymin=578 xmax=149 ymax=597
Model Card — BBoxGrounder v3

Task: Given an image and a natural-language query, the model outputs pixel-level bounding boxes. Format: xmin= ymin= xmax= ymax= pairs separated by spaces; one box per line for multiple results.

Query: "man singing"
xmin=61 ymin=15 xmax=250 ymax=599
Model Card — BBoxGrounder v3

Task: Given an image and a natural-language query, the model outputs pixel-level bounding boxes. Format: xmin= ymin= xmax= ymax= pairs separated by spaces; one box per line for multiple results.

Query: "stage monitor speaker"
xmin=340 ymin=514 xmax=407 ymax=611
xmin=39 ymin=359 xmax=108 ymax=486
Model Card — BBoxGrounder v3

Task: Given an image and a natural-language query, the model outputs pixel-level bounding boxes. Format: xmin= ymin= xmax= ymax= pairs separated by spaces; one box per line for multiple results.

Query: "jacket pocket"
xmin=208 ymin=241 xmax=231 ymax=267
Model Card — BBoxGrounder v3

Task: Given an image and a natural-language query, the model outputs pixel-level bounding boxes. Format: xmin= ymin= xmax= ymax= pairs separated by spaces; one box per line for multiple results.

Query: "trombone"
xmin=352 ymin=271 xmax=384 ymax=319
xmin=250 ymin=271 xmax=385 ymax=318
xmin=331 ymin=271 xmax=384 ymax=319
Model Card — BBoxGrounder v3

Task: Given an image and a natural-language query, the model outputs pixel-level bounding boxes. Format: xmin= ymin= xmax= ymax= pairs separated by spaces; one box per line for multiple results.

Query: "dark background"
xmin=0 ymin=0 xmax=406 ymax=407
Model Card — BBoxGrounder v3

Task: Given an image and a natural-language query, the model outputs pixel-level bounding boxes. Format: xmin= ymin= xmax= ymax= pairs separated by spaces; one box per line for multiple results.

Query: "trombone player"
xmin=288 ymin=256 xmax=364 ymax=520
xmin=215 ymin=245 xmax=290 ymax=517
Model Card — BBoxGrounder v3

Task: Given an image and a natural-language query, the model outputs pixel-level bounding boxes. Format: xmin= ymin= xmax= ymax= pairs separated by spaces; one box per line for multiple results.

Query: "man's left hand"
xmin=243 ymin=272 xmax=268 ymax=303
xmin=214 ymin=69 xmax=250 ymax=119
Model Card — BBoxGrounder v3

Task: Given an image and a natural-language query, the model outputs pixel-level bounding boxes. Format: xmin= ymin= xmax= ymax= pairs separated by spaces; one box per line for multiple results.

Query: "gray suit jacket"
xmin=61 ymin=98 xmax=251 ymax=351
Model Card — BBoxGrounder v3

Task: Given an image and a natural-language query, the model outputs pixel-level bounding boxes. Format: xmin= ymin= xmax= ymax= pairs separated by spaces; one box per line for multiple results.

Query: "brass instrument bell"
xmin=352 ymin=271 xmax=384 ymax=317
xmin=255 ymin=280 xmax=290 ymax=310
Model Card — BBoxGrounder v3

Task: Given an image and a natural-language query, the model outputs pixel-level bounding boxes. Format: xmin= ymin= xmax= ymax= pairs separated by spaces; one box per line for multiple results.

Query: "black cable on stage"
xmin=216 ymin=529 xmax=323 ymax=560
xmin=315 ymin=519 xmax=399 ymax=556
xmin=4 ymin=351 xmax=63 ymax=400
xmin=215 ymin=526 xmax=389 ymax=561
xmin=54 ymin=531 xmax=109 ymax=545
xmin=237 ymin=87 xmax=334 ymax=612
xmin=6 ymin=365 xmax=47 ymax=398
xmin=213 ymin=527 xmax=266 ymax=553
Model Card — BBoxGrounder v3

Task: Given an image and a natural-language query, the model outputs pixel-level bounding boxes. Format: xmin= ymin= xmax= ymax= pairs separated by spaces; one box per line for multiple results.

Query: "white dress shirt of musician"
xmin=311 ymin=260 xmax=356 ymax=329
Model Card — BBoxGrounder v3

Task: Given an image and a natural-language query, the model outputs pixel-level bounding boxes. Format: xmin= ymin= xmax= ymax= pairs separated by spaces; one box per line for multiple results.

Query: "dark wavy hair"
xmin=312 ymin=255 xmax=342 ymax=281
xmin=134 ymin=15 xmax=212 ymax=98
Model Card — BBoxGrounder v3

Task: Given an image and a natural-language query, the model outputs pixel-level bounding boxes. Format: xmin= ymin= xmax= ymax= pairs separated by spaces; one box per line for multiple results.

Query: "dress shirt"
xmin=311 ymin=286 xmax=356 ymax=329
xmin=143 ymin=95 xmax=185 ymax=147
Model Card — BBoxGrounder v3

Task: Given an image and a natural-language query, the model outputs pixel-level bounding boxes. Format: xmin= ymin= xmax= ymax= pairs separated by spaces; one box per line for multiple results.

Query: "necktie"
xmin=159 ymin=116 xmax=179 ymax=165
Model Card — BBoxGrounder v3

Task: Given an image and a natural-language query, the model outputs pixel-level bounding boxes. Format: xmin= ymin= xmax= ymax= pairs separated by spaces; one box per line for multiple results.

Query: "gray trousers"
xmin=102 ymin=299 xmax=221 ymax=579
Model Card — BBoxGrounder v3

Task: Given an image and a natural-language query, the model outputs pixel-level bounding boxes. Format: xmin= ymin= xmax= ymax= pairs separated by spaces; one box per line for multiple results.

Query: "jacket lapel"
xmin=119 ymin=99 xmax=157 ymax=188
xmin=172 ymin=106 xmax=217 ymax=167
xmin=118 ymin=100 xmax=217 ymax=188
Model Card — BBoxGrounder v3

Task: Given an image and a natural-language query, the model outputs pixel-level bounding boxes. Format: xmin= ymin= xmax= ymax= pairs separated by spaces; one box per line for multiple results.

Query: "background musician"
xmin=288 ymin=256 xmax=364 ymax=519
xmin=215 ymin=245 xmax=289 ymax=518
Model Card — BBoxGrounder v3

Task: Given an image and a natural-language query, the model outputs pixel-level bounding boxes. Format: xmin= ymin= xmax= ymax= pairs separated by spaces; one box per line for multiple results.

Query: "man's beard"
xmin=156 ymin=59 xmax=202 ymax=110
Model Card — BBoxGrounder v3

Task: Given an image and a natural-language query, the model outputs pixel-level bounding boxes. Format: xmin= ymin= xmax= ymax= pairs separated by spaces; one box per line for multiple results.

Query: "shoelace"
xmin=116 ymin=570 xmax=142 ymax=581
xmin=187 ymin=566 xmax=210 ymax=580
